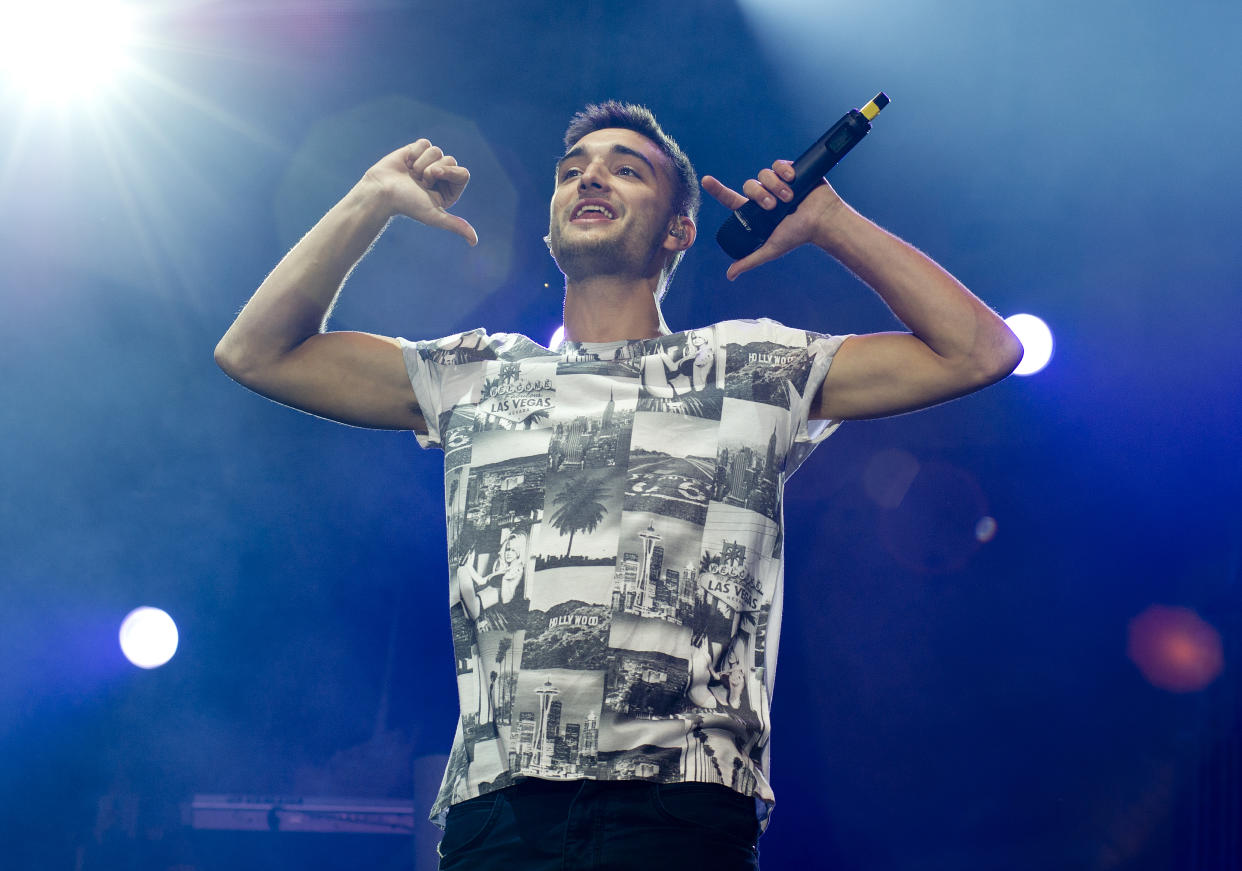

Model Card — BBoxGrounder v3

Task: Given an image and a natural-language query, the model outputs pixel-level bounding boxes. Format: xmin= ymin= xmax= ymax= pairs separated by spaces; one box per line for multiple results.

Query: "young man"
xmin=216 ymin=102 xmax=1021 ymax=870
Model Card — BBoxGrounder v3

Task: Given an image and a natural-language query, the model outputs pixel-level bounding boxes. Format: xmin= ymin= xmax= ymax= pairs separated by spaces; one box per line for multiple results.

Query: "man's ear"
xmin=664 ymin=215 xmax=696 ymax=252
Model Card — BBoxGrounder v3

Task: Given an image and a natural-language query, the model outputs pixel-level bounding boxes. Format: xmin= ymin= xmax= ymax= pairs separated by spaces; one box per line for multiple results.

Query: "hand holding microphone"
xmin=702 ymin=92 xmax=889 ymax=278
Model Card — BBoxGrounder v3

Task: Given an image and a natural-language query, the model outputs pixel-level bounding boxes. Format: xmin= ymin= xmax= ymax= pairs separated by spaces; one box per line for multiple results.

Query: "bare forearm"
xmin=815 ymin=204 xmax=1020 ymax=371
xmin=215 ymin=177 xmax=394 ymax=374
xmin=703 ymin=162 xmax=1020 ymax=419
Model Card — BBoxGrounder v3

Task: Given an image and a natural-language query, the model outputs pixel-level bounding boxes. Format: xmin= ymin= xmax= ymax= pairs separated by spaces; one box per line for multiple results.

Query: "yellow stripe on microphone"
xmin=861 ymin=92 xmax=890 ymax=121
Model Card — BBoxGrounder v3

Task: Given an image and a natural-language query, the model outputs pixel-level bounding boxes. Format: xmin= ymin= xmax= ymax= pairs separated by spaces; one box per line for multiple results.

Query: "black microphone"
xmin=716 ymin=92 xmax=890 ymax=260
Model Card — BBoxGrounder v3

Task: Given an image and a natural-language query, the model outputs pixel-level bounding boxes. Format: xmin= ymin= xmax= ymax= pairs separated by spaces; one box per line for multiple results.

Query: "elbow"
xmin=214 ymin=335 xmax=252 ymax=383
xmin=213 ymin=338 xmax=230 ymax=372
xmin=997 ymin=321 xmax=1025 ymax=378
xmin=977 ymin=321 xmax=1024 ymax=385
xmin=214 ymin=337 xmax=237 ymax=377
xmin=953 ymin=320 xmax=1024 ymax=392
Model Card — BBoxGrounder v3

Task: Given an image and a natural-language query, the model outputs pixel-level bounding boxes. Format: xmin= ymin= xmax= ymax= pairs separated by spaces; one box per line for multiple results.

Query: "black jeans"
xmin=437 ymin=779 xmax=761 ymax=870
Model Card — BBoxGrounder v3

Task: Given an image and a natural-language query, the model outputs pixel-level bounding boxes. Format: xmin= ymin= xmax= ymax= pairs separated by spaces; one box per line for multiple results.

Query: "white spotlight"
xmin=119 ymin=606 xmax=179 ymax=669
xmin=1004 ymin=313 xmax=1054 ymax=376
xmin=0 ymin=0 xmax=136 ymax=103
xmin=548 ymin=325 xmax=565 ymax=349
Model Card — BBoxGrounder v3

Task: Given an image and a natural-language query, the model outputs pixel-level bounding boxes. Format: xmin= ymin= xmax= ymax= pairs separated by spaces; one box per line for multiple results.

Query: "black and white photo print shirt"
xmin=401 ymin=319 xmax=845 ymax=828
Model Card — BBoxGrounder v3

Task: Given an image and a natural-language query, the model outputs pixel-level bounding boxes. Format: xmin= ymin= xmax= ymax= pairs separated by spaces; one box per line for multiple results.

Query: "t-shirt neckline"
xmin=558 ymin=330 xmax=688 ymax=360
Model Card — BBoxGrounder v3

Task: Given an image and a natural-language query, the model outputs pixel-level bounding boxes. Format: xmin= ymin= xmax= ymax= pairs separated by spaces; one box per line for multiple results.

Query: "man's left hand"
xmin=701 ymin=161 xmax=847 ymax=281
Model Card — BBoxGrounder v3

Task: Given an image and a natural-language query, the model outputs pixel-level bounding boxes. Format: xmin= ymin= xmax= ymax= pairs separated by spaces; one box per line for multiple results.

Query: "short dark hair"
xmin=563 ymin=101 xmax=699 ymax=221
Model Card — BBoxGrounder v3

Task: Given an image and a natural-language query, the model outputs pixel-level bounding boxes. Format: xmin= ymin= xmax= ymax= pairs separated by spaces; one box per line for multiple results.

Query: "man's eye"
xmin=561 ymin=168 xmax=581 ymax=180
xmin=617 ymin=166 xmax=638 ymax=176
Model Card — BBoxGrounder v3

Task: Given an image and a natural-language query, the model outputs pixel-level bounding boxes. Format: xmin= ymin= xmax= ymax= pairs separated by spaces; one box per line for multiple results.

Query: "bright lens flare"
xmin=119 ymin=606 xmax=180 ymax=669
xmin=1004 ymin=313 xmax=1054 ymax=376
xmin=0 ymin=0 xmax=136 ymax=102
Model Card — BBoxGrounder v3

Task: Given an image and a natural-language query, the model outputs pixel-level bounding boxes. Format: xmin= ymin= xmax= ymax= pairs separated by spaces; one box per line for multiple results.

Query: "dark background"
xmin=2 ymin=1 xmax=1239 ymax=868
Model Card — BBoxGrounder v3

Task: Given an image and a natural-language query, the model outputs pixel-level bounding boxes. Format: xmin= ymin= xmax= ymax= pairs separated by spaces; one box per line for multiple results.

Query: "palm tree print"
xmin=549 ymin=472 xmax=609 ymax=558
xmin=521 ymin=408 xmax=550 ymax=429
xmin=494 ymin=636 xmax=513 ymax=721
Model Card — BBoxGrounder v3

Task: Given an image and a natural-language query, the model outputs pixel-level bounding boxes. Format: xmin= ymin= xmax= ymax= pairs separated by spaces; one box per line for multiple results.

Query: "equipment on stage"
xmin=188 ymin=794 xmax=415 ymax=835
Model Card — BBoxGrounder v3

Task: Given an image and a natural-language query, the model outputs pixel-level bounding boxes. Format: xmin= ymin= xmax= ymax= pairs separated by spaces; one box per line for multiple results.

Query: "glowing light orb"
xmin=119 ymin=606 xmax=179 ymax=669
xmin=1127 ymin=605 xmax=1222 ymax=693
xmin=548 ymin=325 xmax=565 ymax=349
xmin=1004 ymin=313 xmax=1054 ymax=376
xmin=0 ymin=0 xmax=136 ymax=102
xmin=974 ymin=515 xmax=998 ymax=542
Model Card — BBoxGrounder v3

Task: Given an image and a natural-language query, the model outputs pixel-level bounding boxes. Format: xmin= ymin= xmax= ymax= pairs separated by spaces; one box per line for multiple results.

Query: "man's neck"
xmin=562 ymin=275 xmax=669 ymax=343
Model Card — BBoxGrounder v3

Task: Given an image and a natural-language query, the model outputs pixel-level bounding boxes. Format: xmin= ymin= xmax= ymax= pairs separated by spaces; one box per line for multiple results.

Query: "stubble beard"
xmin=549 ymin=216 xmax=667 ymax=284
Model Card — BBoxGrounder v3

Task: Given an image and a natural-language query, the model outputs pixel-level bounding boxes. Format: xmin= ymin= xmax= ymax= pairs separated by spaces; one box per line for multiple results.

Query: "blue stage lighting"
xmin=119 ymin=606 xmax=179 ymax=669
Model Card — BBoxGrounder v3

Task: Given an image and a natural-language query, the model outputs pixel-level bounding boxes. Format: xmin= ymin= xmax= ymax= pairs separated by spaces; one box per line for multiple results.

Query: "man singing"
xmin=216 ymin=101 xmax=1021 ymax=870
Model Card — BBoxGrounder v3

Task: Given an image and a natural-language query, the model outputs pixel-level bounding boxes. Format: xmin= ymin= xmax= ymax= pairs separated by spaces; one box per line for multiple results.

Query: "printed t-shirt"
xmin=399 ymin=319 xmax=845 ymax=827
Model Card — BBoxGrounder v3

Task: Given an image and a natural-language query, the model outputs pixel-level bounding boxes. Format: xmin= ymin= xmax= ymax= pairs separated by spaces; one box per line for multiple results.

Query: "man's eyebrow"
xmin=612 ymin=144 xmax=658 ymax=174
xmin=555 ymin=143 xmax=658 ymax=176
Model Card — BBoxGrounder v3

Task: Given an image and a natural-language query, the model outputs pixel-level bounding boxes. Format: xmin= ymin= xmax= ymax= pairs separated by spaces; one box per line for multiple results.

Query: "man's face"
xmin=547 ymin=127 xmax=680 ymax=283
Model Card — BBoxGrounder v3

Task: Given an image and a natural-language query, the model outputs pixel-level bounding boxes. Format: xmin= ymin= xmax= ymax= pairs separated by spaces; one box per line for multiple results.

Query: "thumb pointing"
xmin=431 ymin=211 xmax=478 ymax=246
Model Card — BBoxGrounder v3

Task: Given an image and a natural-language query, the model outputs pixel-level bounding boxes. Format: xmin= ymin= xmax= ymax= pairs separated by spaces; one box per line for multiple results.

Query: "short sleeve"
xmin=397 ymin=337 xmax=445 ymax=449
xmin=786 ymin=330 xmax=851 ymax=477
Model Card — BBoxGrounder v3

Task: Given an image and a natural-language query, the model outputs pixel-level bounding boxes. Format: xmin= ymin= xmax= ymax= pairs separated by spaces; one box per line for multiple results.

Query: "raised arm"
xmin=702 ymin=162 xmax=1023 ymax=420
xmin=214 ymin=140 xmax=477 ymax=429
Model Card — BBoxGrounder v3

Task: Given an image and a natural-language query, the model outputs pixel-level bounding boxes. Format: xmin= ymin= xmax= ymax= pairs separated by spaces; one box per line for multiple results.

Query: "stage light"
xmin=974 ymin=515 xmax=997 ymax=542
xmin=1127 ymin=605 xmax=1222 ymax=693
xmin=548 ymin=325 xmax=565 ymax=349
xmin=0 ymin=0 xmax=136 ymax=103
xmin=1004 ymin=313 xmax=1054 ymax=376
xmin=119 ymin=606 xmax=179 ymax=669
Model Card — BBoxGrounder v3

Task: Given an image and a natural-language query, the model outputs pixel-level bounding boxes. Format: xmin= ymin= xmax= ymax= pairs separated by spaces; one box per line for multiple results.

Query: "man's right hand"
xmin=216 ymin=139 xmax=486 ymax=431
xmin=364 ymin=139 xmax=478 ymax=246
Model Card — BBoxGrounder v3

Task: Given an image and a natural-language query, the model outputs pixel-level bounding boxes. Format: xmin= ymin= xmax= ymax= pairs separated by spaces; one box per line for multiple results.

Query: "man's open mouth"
xmin=571 ymin=201 xmax=617 ymax=222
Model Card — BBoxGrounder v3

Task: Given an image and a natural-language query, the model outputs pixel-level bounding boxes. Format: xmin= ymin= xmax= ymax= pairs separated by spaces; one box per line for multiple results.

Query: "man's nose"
xmin=578 ymin=160 xmax=609 ymax=190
